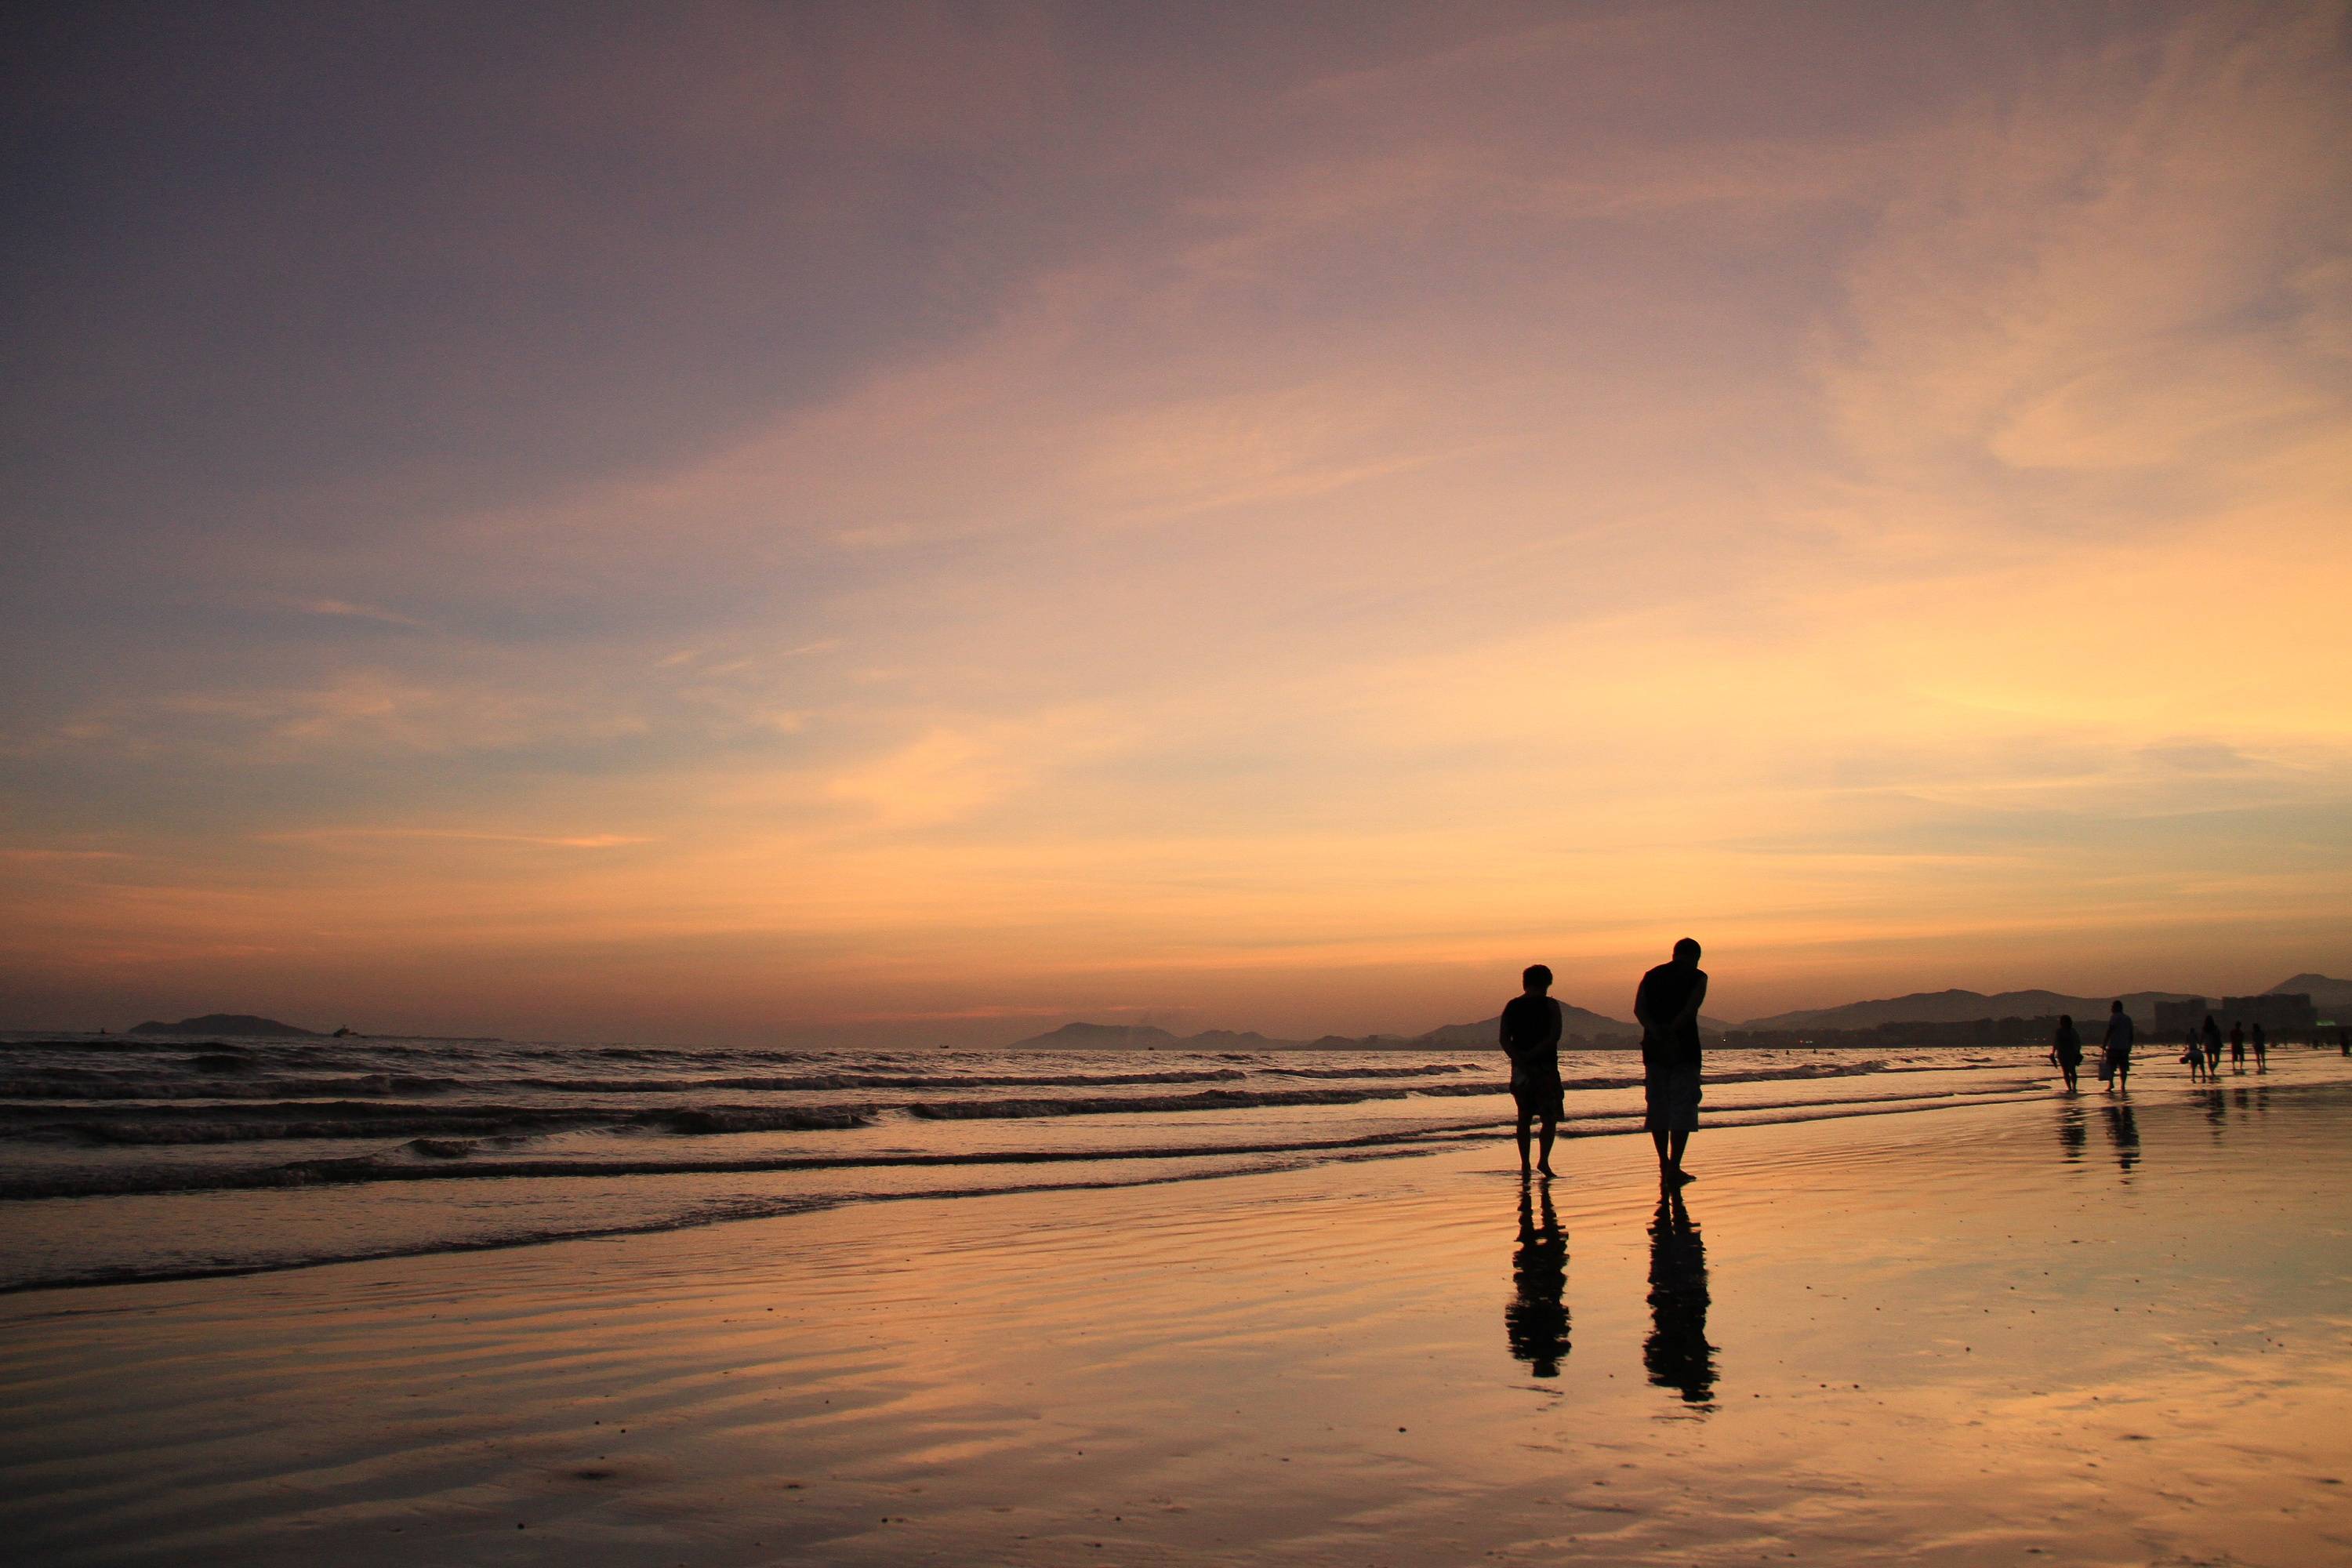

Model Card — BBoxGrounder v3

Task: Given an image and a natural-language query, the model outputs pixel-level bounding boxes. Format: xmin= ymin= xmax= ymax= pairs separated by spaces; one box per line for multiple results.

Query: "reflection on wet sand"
xmin=1504 ymin=1180 xmax=1569 ymax=1377
xmin=2056 ymin=1103 xmax=2087 ymax=1162
xmin=1644 ymin=1192 xmax=1715 ymax=1407
xmin=2103 ymin=1103 xmax=2140 ymax=1174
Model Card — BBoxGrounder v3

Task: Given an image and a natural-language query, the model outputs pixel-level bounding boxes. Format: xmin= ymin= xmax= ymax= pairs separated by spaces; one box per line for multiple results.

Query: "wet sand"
xmin=5 ymin=1069 xmax=2350 ymax=1566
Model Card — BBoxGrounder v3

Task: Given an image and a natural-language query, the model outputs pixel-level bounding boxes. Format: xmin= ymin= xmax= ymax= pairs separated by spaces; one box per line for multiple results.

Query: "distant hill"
xmin=1011 ymin=1022 xmax=1185 ymax=1049
xmin=126 ymin=1014 xmax=320 ymax=1039
xmin=1737 ymin=989 xmax=2196 ymax=1033
xmin=2269 ymin=974 xmax=2352 ymax=1011
xmin=1416 ymin=1000 xmax=1645 ymax=1047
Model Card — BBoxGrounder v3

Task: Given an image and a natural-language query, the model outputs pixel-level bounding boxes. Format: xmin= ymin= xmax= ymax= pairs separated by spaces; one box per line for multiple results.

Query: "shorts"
xmin=1644 ymin=1062 xmax=1701 ymax=1133
xmin=1512 ymin=1062 xmax=1563 ymax=1121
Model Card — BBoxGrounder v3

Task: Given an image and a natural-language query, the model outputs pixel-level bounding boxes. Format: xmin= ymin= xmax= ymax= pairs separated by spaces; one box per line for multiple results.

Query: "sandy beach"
xmin=4 ymin=1061 xmax=2349 ymax=1566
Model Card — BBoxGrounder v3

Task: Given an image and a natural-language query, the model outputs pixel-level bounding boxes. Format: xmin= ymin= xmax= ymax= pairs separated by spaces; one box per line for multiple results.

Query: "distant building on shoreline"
xmin=1723 ymin=1014 xmax=2071 ymax=1050
xmin=2153 ymin=998 xmax=2209 ymax=1035
xmin=2155 ymin=995 xmax=2317 ymax=1036
xmin=1727 ymin=994 xmax=2324 ymax=1051
xmin=2221 ymin=994 xmax=2317 ymax=1034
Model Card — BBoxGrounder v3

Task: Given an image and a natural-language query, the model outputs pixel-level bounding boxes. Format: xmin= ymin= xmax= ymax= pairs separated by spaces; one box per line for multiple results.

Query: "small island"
xmin=126 ymin=1014 xmax=321 ymax=1039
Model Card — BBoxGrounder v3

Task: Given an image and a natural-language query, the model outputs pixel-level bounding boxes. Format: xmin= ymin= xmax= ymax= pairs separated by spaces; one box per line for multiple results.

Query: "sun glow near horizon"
xmin=4 ymin=3 xmax=2349 ymax=1045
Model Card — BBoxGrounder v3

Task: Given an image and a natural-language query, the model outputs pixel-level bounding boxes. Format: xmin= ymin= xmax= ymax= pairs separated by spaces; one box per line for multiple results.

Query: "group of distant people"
xmin=2048 ymin=1007 xmax=2339 ymax=1091
xmin=2177 ymin=1015 xmax=2270 ymax=1082
xmin=1499 ymin=938 xmax=1706 ymax=1188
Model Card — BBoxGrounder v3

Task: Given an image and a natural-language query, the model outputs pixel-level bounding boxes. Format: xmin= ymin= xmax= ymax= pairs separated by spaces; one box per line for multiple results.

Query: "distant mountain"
xmin=126 ymin=1013 xmax=320 ymax=1038
xmin=1416 ymin=1000 xmax=1643 ymax=1047
xmin=1184 ymin=1029 xmax=1289 ymax=1049
xmin=2270 ymin=974 xmax=2352 ymax=1011
xmin=1737 ymin=989 xmax=2196 ymax=1033
xmin=1011 ymin=1022 xmax=1185 ymax=1049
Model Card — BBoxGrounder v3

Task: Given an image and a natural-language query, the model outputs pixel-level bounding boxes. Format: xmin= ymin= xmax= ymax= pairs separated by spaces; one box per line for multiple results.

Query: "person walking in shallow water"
xmin=2100 ymin=1000 xmax=2134 ymax=1091
xmin=2252 ymin=1022 xmax=2267 ymax=1072
xmin=2230 ymin=1022 xmax=2246 ymax=1072
xmin=2049 ymin=1014 xmax=2082 ymax=1092
xmin=2204 ymin=1014 xmax=2223 ymax=1077
xmin=1635 ymin=939 xmax=1708 ymax=1186
xmin=1500 ymin=964 xmax=1564 ymax=1178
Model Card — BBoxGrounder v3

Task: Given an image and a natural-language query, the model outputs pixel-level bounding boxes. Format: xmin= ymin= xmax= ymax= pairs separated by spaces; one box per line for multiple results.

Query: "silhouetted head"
xmin=1671 ymin=938 xmax=1701 ymax=965
xmin=2111 ymin=1000 xmax=2124 ymax=1014
xmin=2059 ymin=1014 xmax=2073 ymax=1028
xmin=1523 ymin=964 xmax=1552 ymax=992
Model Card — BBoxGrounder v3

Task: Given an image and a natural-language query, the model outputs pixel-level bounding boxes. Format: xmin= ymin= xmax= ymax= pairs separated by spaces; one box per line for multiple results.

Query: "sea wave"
xmin=0 ymin=1055 xmax=1931 ymax=1146
xmin=0 ymin=1100 xmax=875 ymax=1146
xmin=494 ymin=1067 xmax=1258 ymax=1093
xmin=0 ymin=1082 xmax=2077 ymax=1290
xmin=0 ymin=1083 xmax=2049 ymax=1203
xmin=0 ymin=1073 xmax=464 ymax=1101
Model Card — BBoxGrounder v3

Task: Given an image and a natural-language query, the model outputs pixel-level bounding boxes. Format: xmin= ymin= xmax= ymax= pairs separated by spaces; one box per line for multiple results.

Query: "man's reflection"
xmin=2056 ymin=1102 xmax=2087 ymax=1162
xmin=2103 ymin=1102 xmax=2140 ymax=1174
xmin=1504 ymin=1179 xmax=1569 ymax=1376
xmin=1645 ymin=1191 xmax=1715 ymax=1406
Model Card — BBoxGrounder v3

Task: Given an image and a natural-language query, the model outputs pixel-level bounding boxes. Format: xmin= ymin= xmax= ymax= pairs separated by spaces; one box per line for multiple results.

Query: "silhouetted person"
xmin=2339 ymin=1027 xmax=2347 ymax=1057
xmin=2251 ymin=1022 xmax=2267 ymax=1071
xmin=2182 ymin=1028 xmax=2205 ymax=1083
xmin=1644 ymin=1191 xmax=1715 ymax=1405
xmin=2049 ymin=1014 xmax=2082 ymax=1092
xmin=1504 ymin=1181 xmax=1569 ymax=1377
xmin=1500 ymin=964 xmax=1563 ymax=1177
xmin=2100 ymin=1000 xmax=2133 ymax=1091
xmin=2203 ymin=1014 xmax=2223 ymax=1076
xmin=1635 ymin=938 xmax=1708 ymax=1186
xmin=2230 ymin=1021 xmax=2245 ymax=1071
xmin=2104 ymin=1102 xmax=2140 ymax=1173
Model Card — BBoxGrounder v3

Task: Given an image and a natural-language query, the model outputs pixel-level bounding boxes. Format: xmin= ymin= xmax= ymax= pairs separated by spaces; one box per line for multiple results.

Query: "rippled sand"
xmin=4 ymin=1068 xmax=2349 ymax=1565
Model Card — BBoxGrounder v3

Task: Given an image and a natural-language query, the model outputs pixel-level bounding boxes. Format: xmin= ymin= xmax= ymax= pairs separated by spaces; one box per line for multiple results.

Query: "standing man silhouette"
xmin=1635 ymin=938 xmax=1708 ymax=1186
xmin=2102 ymin=1000 xmax=2135 ymax=1091
xmin=1501 ymin=964 xmax=1564 ymax=1178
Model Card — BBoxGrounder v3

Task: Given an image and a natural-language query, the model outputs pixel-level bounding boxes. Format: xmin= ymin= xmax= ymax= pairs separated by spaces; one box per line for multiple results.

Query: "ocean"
xmin=0 ymin=1031 xmax=2053 ymax=1293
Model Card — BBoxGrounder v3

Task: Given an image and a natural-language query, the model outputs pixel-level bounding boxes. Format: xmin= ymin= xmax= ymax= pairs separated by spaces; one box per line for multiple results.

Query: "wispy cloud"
xmin=262 ymin=829 xmax=654 ymax=850
xmin=280 ymin=597 xmax=437 ymax=631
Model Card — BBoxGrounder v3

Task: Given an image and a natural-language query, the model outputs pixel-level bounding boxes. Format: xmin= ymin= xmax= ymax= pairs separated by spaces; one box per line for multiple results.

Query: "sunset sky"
xmin=5 ymin=2 xmax=2349 ymax=1044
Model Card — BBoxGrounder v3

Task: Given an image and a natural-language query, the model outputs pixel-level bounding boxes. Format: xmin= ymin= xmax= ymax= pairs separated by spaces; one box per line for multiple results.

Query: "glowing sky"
xmin=5 ymin=2 xmax=2349 ymax=1044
